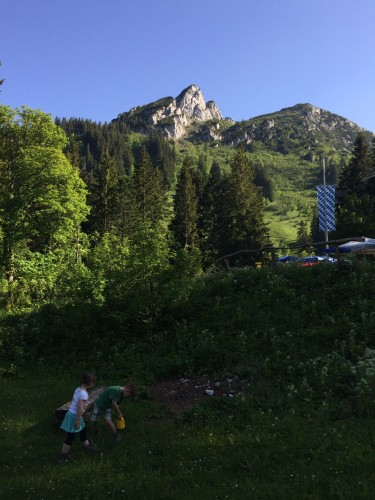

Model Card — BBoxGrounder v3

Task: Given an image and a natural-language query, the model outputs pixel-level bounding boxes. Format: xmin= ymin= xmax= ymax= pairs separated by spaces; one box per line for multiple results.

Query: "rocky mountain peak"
xmin=175 ymin=84 xmax=223 ymax=122
xmin=115 ymin=84 xmax=223 ymax=139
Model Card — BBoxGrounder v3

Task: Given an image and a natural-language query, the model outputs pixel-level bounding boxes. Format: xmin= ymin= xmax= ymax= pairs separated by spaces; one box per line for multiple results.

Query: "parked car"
xmin=277 ymin=255 xmax=302 ymax=264
xmin=300 ymin=256 xmax=337 ymax=267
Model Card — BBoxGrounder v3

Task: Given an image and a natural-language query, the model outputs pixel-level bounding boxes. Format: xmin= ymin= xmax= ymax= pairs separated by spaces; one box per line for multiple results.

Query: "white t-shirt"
xmin=69 ymin=387 xmax=88 ymax=415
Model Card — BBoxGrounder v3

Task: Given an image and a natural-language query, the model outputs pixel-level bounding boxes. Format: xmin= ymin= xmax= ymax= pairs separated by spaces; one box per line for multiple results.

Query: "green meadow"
xmin=2 ymin=262 xmax=375 ymax=499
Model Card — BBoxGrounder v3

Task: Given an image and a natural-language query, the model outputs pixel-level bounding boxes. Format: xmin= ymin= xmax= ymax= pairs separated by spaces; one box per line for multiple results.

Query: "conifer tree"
xmin=335 ymin=194 xmax=375 ymax=238
xmin=123 ymin=145 xmax=134 ymax=176
xmin=253 ymin=159 xmax=274 ymax=201
xmin=88 ymin=150 xmax=119 ymax=236
xmin=170 ymin=157 xmax=199 ymax=249
xmin=84 ymin=144 xmax=96 ymax=179
xmin=147 ymin=131 xmax=177 ymax=188
xmin=310 ymin=206 xmax=321 ymax=243
xmin=122 ymin=147 xmax=171 ymax=320
xmin=199 ymin=160 xmax=224 ymax=264
xmin=335 ymin=133 xmax=375 ymax=237
xmin=66 ymin=136 xmax=82 ymax=171
xmin=364 ymin=137 xmax=375 ymax=196
xmin=115 ymin=175 xmax=135 ymax=242
xmin=338 ymin=132 xmax=371 ymax=195
xmin=296 ymin=220 xmax=311 ymax=247
xmin=219 ymin=149 xmax=269 ymax=261
xmin=132 ymin=147 xmax=169 ymax=228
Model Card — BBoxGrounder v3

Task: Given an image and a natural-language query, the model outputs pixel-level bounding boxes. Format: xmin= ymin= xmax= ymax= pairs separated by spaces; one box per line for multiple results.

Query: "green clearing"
xmin=2 ymin=376 xmax=375 ymax=499
xmin=2 ymin=263 xmax=375 ymax=499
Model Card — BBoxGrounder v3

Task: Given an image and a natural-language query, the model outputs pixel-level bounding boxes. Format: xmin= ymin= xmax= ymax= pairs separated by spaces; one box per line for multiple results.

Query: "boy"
xmin=90 ymin=383 xmax=135 ymax=442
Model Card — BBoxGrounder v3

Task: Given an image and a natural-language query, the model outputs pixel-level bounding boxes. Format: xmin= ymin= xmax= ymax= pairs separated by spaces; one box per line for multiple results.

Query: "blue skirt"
xmin=60 ymin=410 xmax=85 ymax=433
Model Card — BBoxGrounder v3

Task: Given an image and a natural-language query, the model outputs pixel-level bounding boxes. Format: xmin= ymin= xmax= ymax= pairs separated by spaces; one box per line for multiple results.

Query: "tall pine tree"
xmin=339 ymin=132 xmax=371 ymax=195
xmin=199 ymin=160 xmax=224 ymax=265
xmin=170 ymin=157 xmax=199 ymax=250
xmin=335 ymin=133 xmax=375 ymax=237
xmin=88 ymin=150 xmax=119 ymax=237
xmin=219 ymin=149 xmax=270 ymax=262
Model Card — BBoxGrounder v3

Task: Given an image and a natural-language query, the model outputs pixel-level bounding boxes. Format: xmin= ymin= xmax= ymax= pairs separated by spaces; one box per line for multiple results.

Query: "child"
xmin=56 ymin=372 xmax=98 ymax=464
xmin=90 ymin=383 xmax=135 ymax=443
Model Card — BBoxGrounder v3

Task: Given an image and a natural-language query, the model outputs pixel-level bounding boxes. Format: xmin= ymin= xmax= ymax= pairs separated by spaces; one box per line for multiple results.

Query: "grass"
xmin=3 ymin=264 xmax=375 ymax=498
xmin=2 ymin=375 xmax=375 ymax=499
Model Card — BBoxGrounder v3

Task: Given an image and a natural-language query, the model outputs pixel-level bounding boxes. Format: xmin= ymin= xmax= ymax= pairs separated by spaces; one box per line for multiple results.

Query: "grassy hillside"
xmin=173 ymin=141 xmax=321 ymax=245
xmin=2 ymin=262 xmax=375 ymax=498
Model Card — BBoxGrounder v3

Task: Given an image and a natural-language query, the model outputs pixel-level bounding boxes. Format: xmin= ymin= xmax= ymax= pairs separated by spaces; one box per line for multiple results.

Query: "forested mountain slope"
xmin=56 ymin=85 xmax=374 ymax=245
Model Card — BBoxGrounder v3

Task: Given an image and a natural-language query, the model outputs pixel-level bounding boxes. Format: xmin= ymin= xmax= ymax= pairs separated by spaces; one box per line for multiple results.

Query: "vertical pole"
xmin=322 ymin=158 xmax=329 ymax=249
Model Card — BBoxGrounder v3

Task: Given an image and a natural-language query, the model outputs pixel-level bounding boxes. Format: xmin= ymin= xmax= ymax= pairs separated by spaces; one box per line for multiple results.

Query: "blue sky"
xmin=1 ymin=0 xmax=375 ymax=131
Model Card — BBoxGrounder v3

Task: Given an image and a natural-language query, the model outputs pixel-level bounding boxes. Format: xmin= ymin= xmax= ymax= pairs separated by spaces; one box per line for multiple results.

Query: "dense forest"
xmin=0 ymin=105 xmax=375 ymax=315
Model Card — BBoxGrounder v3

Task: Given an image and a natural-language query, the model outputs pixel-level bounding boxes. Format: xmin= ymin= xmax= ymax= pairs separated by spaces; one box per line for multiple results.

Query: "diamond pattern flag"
xmin=317 ymin=185 xmax=336 ymax=231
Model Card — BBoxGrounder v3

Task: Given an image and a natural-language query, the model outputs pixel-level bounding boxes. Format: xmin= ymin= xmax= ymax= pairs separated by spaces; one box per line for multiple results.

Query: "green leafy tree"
xmin=86 ymin=230 xmax=130 ymax=303
xmin=0 ymin=106 xmax=89 ymax=282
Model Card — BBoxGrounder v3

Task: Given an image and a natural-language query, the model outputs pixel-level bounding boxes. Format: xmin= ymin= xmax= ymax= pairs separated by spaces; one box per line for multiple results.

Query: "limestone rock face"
xmin=114 ymin=91 xmax=372 ymax=153
xmin=221 ymin=103 xmax=371 ymax=153
xmin=116 ymin=84 xmax=223 ymax=139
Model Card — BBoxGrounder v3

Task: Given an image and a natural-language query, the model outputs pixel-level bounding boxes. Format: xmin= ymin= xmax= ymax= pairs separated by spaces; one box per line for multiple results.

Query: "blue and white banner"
xmin=317 ymin=185 xmax=336 ymax=231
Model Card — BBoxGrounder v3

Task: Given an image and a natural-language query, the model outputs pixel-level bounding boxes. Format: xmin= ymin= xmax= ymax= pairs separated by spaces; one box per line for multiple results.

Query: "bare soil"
xmin=149 ymin=374 xmax=247 ymax=413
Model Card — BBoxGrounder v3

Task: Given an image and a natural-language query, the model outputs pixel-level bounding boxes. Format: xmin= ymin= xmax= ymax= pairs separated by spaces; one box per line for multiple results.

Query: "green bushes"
xmin=2 ymin=262 xmax=375 ymax=416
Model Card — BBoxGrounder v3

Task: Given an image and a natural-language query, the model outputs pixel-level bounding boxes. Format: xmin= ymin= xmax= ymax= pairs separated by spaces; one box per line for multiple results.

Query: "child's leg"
xmin=79 ymin=426 xmax=89 ymax=447
xmin=79 ymin=426 xmax=99 ymax=453
xmin=104 ymin=409 xmax=121 ymax=442
xmin=57 ymin=432 xmax=75 ymax=461
xmin=104 ymin=408 xmax=117 ymax=435
xmin=62 ymin=432 xmax=76 ymax=454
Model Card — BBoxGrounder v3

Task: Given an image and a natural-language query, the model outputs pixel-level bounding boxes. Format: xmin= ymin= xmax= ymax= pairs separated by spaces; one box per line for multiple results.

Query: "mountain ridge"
xmin=114 ymin=85 xmax=373 ymax=155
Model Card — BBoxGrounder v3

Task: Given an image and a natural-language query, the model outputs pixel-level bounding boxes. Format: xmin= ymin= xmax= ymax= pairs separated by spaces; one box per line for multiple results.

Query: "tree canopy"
xmin=0 ymin=106 xmax=89 ymax=282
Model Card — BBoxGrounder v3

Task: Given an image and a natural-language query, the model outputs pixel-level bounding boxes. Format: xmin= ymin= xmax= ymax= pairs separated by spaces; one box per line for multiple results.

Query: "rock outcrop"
xmin=115 ymin=84 xmax=223 ymax=139
xmin=221 ymin=103 xmax=371 ymax=153
xmin=114 ymin=87 xmax=373 ymax=154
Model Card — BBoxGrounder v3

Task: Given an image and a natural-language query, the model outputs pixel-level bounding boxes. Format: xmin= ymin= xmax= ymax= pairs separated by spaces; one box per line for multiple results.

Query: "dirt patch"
xmin=149 ymin=374 xmax=247 ymax=413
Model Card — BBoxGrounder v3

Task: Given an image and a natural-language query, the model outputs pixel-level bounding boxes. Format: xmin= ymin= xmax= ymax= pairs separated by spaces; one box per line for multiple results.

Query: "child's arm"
xmin=112 ymin=400 xmax=122 ymax=419
xmin=74 ymin=399 xmax=85 ymax=429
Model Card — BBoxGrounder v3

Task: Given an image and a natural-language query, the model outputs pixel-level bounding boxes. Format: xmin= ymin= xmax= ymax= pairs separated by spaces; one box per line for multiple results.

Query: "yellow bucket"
xmin=116 ymin=417 xmax=125 ymax=430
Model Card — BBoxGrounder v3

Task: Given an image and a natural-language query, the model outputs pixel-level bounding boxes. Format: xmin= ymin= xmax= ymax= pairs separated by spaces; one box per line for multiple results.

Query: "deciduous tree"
xmin=0 ymin=106 xmax=89 ymax=282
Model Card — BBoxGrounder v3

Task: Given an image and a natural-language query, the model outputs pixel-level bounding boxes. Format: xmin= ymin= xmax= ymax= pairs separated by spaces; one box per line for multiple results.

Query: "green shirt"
xmin=95 ymin=386 xmax=122 ymax=410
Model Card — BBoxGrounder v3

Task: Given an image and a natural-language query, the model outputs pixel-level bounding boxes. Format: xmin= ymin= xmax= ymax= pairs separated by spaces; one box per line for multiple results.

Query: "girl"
xmin=57 ymin=372 xmax=98 ymax=464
